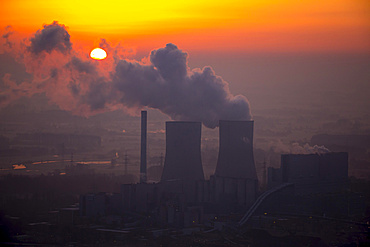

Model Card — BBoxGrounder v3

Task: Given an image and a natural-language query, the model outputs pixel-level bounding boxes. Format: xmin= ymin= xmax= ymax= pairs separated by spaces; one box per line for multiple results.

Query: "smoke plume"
xmin=28 ymin=21 xmax=72 ymax=55
xmin=0 ymin=22 xmax=252 ymax=128
xmin=269 ymin=140 xmax=331 ymax=154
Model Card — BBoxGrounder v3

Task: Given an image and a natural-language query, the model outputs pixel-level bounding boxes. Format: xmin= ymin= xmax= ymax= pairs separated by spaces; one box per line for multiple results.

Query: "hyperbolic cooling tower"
xmin=215 ymin=120 xmax=257 ymax=180
xmin=161 ymin=121 xmax=204 ymax=182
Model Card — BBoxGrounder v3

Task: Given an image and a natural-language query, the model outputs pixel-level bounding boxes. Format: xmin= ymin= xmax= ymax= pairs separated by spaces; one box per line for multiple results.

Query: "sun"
xmin=90 ymin=48 xmax=107 ymax=60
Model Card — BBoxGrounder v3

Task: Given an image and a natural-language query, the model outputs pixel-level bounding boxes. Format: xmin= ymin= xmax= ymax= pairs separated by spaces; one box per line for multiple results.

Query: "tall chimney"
xmin=161 ymin=121 xmax=204 ymax=182
xmin=215 ymin=120 xmax=257 ymax=180
xmin=140 ymin=111 xmax=147 ymax=183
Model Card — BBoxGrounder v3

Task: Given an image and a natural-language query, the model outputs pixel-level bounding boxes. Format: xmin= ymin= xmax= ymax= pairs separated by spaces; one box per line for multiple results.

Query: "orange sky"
xmin=1 ymin=0 xmax=369 ymax=54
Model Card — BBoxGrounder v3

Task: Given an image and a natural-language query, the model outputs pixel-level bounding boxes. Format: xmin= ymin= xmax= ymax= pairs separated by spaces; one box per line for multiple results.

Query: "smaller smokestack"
xmin=140 ymin=111 xmax=147 ymax=183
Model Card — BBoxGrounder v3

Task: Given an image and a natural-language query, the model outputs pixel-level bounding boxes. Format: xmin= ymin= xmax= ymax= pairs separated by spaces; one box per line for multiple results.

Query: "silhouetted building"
xmin=267 ymin=167 xmax=282 ymax=189
xmin=211 ymin=120 xmax=258 ymax=210
xmin=215 ymin=120 xmax=257 ymax=180
xmin=256 ymin=152 xmax=364 ymax=219
xmin=161 ymin=121 xmax=204 ymax=182
xmin=268 ymin=152 xmax=349 ymax=195
xmin=83 ymin=120 xmax=259 ymax=226
xmin=80 ymin=193 xmax=106 ymax=217
xmin=80 ymin=193 xmax=122 ymax=217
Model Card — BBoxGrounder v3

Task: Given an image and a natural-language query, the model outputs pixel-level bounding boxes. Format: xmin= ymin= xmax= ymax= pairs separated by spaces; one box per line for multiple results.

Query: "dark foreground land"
xmin=0 ymin=174 xmax=369 ymax=246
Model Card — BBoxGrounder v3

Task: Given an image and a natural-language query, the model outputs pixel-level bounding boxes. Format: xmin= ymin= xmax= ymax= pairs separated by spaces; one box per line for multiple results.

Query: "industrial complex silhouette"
xmin=79 ymin=111 xmax=358 ymax=230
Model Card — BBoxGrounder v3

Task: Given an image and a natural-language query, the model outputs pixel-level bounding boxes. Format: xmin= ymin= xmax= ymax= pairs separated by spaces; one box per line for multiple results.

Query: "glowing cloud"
xmin=0 ymin=0 xmax=368 ymax=53
xmin=0 ymin=22 xmax=252 ymax=128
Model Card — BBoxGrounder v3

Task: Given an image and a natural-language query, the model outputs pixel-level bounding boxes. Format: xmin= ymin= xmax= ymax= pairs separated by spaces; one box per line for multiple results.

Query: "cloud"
xmin=28 ymin=21 xmax=72 ymax=55
xmin=113 ymin=44 xmax=251 ymax=128
xmin=150 ymin=43 xmax=188 ymax=81
xmin=65 ymin=56 xmax=97 ymax=74
xmin=1 ymin=22 xmax=252 ymax=128
xmin=2 ymin=25 xmax=13 ymax=48
xmin=99 ymin=38 xmax=135 ymax=60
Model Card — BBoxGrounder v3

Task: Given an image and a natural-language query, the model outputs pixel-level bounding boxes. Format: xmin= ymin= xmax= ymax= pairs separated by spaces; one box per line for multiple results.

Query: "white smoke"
xmin=269 ymin=139 xmax=330 ymax=154
xmin=291 ymin=142 xmax=330 ymax=154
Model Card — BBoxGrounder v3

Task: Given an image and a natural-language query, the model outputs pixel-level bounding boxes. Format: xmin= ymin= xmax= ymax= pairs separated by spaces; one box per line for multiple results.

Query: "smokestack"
xmin=215 ymin=120 xmax=257 ymax=180
xmin=161 ymin=121 xmax=204 ymax=182
xmin=140 ymin=111 xmax=147 ymax=183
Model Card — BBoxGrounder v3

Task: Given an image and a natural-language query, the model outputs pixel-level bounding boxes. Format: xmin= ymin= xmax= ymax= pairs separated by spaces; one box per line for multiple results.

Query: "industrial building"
xmin=268 ymin=152 xmax=349 ymax=195
xmin=80 ymin=112 xmax=357 ymax=228
xmin=259 ymin=152 xmax=366 ymax=220
xmin=117 ymin=118 xmax=258 ymax=226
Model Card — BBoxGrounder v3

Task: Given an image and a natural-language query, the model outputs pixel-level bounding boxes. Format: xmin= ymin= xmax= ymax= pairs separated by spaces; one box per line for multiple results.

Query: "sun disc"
xmin=90 ymin=48 xmax=107 ymax=60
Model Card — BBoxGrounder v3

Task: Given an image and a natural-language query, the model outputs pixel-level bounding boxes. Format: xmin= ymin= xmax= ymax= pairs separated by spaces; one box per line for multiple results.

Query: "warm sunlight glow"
xmin=1 ymin=0 xmax=369 ymax=53
xmin=90 ymin=48 xmax=107 ymax=60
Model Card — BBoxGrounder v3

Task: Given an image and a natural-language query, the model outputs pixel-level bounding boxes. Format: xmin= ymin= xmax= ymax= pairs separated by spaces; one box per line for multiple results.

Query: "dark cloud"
xmin=66 ymin=56 xmax=96 ymax=74
xmin=150 ymin=43 xmax=188 ymax=81
xmin=68 ymin=81 xmax=80 ymax=96
xmin=112 ymin=44 xmax=252 ymax=128
xmin=2 ymin=22 xmax=252 ymax=127
xmin=84 ymin=80 xmax=112 ymax=110
xmin=0 ymin=53 xmax=32 ymax=85
xmin=50 ymin=68 xmax=58 ymax=78
xmin=113 ymin=60 xmax=164 ymax=109
xmin=2 ymin=25 xmax=13 ymax=48
xmin=2 ymin=25 xmax=13 ymax=39
xmin=28 ymin=21 xmax=72 ymax=54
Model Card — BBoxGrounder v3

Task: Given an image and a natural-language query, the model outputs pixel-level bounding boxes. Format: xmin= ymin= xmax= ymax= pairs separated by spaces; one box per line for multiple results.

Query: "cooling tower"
xmin=215 ymin=120 xmax=257 ymax=180
xmin=161 ymin=121 xmax=204 ymax=182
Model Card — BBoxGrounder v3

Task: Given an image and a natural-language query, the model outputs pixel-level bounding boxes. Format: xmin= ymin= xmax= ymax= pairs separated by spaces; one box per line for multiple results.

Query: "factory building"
xmin=79 ymin=113 xmax=358 ymax=226
xmin=268 ymin=152 xmax=349 ymax=195
xmin=260 ymin=152 xmax=364 ymax=219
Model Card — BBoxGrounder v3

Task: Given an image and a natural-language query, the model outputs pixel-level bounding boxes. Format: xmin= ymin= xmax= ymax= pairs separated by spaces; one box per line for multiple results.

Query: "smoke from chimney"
xmin=1 ymin=22 xmax=252 ymax=128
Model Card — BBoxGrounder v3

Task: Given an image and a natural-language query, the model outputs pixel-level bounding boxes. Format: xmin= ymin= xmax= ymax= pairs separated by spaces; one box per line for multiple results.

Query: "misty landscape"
xmin=1 ymin=1 xmax=370 ymax=246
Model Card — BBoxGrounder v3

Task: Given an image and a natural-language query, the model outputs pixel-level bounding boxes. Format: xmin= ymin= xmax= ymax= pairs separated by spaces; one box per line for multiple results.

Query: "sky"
xmin=0 ymin=0 xmax=369 ymax=180
xmin=1 ymin=0 xmax=369 ymax=55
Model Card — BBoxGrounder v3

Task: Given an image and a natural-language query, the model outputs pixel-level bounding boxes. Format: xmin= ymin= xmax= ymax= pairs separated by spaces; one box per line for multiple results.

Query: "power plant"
xmin=116 ymin=118 xmax=259 ymax=226
xmin=268 ymin=152 xmax=349 ymax=194
xmin=80 ymin=113 xmax=355 ymax=230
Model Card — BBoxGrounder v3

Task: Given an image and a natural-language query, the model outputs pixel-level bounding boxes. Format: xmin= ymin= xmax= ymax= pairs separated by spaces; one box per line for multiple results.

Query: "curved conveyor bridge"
xmin=238 ymin=183 xmax=294 ymax=227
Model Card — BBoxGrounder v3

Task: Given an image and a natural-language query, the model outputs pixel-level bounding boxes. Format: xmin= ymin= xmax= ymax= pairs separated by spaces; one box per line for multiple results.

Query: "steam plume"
xmin=0 ymin=22 xmax=252 ymax=128
xmin=269 ymin=140 xmax=331 ymax=154
xmin=28 ymin=21 xmax=72 ymax=55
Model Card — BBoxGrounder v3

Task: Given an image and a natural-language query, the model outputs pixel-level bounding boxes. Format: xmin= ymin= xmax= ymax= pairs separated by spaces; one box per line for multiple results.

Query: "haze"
xmin=0 ymin=0 xmax=369 ymax=246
